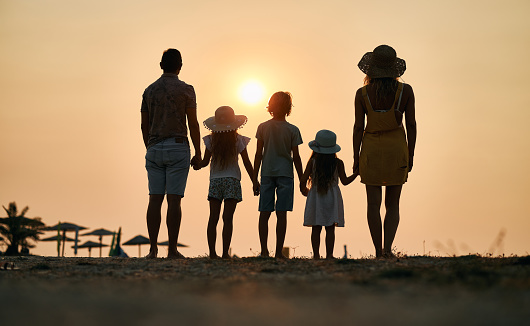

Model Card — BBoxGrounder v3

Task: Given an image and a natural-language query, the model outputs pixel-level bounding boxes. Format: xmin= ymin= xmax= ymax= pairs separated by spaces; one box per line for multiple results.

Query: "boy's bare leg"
xmin=311 ymin=226 xmax=322 ymax=259
xmin=221 ymin=199 xmax=237 ymax=259
xmin=259 ymin=211 xmax=272 ymax=257
xmin=208 ymin=199 xmax=222 ymax=259
xmin=146 ymin=194 xmax=164 ymax=258
xmin=166 ymin=194 xmax=185 ymax=259
xmin=325 ymin=225 xmax=335 ymax=259
xmin=275 ymin=211 xmax=287 ymax=259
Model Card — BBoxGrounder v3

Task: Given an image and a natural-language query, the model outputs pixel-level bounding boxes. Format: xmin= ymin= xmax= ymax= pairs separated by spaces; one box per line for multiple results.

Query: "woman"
xmin=353 ymin=45 xmax=417 ymax=258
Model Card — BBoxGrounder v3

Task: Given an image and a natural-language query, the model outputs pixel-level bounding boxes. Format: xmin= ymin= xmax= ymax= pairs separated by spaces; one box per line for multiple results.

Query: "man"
xmin=141 ymin=48 xmax=201 ymax=258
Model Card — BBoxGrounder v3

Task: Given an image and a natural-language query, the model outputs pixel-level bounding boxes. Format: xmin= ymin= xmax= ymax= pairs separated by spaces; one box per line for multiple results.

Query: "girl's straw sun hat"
xmin=203 ymin=106 xmax=247 ymax=133
xmin=358 ymin=45 xmax=406 ymax=78
xmin=308 ymin=130 xmax=341 ymax=154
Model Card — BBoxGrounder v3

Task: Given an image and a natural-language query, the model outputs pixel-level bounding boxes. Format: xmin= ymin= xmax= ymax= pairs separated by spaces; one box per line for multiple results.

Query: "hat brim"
xmin=203 ymin=115 xmax=248 ymax=132
xmin=308 ymin=140 xmax=341 ymax=154
xmin=357 ymin=52 xmax=406 ymax=78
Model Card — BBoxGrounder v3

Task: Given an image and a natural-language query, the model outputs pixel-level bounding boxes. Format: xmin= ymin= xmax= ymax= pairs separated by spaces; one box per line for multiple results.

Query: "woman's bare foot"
xmin=210 ymin=253 xmax=220 ymax=259
xmin=260 ymin=251 xmax=270 ymax=258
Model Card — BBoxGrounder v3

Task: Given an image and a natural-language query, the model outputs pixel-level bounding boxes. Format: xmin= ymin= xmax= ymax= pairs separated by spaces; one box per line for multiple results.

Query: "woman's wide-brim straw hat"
xmin=358 ymin=45 xmax=406 ymax=78
xmin=308 ymin=130 xmax=341 ymax=154
xmin=204 ymin=106 xmax=247 ymax=132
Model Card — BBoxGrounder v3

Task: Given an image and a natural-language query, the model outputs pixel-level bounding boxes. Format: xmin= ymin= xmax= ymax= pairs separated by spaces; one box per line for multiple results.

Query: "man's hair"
xmin=161 ymin=48 xmax=183 ymax=72
xmin=267 ymin=91 xmax=293 ymax=117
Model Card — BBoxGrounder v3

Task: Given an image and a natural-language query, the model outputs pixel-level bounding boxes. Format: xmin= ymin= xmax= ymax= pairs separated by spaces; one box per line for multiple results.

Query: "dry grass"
xmin=1 ymin=255 xmax=529 ymax=325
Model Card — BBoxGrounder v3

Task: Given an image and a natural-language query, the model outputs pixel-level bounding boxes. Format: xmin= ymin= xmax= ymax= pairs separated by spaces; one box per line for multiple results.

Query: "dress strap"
xmin=361 ymin=86 xmax=374 ymax=111
xmin=394 ymin=83 xmax=404 ymax=113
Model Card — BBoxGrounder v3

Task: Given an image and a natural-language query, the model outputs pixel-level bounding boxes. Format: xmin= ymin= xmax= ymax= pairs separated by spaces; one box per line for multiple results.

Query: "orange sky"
xmin=1 ymin=0 xmax=529 ymax=258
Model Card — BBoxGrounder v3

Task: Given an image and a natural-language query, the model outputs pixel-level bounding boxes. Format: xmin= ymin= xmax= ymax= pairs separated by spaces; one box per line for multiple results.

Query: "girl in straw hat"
xmin=300 ymin=130 xmax=358 ymax=259
xmin=353 ymin=45 xmax=417 ymax=258
xmin=194 ymin=106 xmax=258 ymax=259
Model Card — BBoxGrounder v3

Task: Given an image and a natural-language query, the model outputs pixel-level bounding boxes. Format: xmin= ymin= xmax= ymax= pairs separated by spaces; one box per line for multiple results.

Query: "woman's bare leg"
xmin=366 ymin=185 xmax=383 ymax=257
xmin=383 ymin=185 xmax=402 ymax=256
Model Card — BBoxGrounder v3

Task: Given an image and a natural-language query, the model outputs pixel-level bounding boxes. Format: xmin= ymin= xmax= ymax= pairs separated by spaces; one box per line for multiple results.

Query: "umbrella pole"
xmin=62 ymin=230 xmax=66 ymax=257
xmin=99 ymin=235 xmax=103 ymax=258
xmin=138 ymin=244 xmax=141 ymax=257
xmin=88 ymin=247 xmax=92 ymax=258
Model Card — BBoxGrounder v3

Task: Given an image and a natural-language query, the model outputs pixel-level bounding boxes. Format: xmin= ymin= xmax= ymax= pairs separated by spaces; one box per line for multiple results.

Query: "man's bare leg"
xmin=166 ymin=194 xmax=184 ymax=259
xmin=275 ymin=211 xmax=287 ymax=259
xmin=146 ymin=194 xmax=164 ymax=258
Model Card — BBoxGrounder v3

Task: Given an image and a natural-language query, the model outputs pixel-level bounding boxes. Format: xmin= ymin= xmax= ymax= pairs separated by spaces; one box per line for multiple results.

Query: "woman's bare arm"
xmin=353 ymin=88 xmax=365 ymax=174
xmin=403 ymin=84 xmax=417 ymax=172
xmin=337 ymin=158 xmax=358 ymax=186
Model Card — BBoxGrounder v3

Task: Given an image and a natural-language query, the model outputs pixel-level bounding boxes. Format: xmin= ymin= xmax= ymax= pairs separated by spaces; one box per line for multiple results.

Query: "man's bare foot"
xmin=221 ymin=254 xmax=231 ymax=259
xmin=145 ymin=250 xmax=158 ymax=259
xmin=325 ymin=256 xmax=335 ymax=260
xmin=210 ymin=253 xmax=220 ymax=259
xmin=312 ymin=255 xmax=321 ymax=260
xmin=167 ymin=251 xmax=185 ymax=259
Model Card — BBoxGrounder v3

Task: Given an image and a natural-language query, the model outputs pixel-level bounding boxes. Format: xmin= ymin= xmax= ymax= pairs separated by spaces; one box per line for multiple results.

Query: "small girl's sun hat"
xmin=357 ymin=44 xmax=406 ymax=78
xmin=203 ymin=106 xmax=247 ymax=133
xmin=308 ymin=129 xmax=341 ymax=154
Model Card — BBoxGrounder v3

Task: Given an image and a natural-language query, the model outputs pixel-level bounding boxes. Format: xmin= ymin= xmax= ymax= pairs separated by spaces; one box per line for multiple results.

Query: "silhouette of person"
xmin=353 ymin=45 xmax=417 ymax=258
xmin=141 ymin=48 xmax=201 ymax=258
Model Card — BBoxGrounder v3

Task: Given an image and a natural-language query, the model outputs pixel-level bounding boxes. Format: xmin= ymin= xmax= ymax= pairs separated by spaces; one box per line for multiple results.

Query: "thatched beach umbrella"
xmin=40 ymin=235 xmax=76 ymax=242
xmin=82 ymin=228 xmax=115 ymax=257
xmin=72 ymin=240 xmax=108 ymax=258
xmin=158 ymin=240 xmax=188 ymax=247
xmin=122 ymin=235 xmax=151 ymax=257
xmin=45 ymin=222 xmax=87 ymax=257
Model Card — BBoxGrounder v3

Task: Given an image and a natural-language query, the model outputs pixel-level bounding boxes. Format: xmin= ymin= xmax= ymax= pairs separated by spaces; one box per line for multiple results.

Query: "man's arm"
xmin=186 ymin=107 xmax=202 ymax=166
xmin=141 ymin=111 xmax=150 ymax=148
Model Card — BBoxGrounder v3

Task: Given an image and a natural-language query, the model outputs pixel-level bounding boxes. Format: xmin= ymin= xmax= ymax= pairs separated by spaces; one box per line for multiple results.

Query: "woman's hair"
xmin=363 ymin=76 xmax=399 ymax=104
xmin=267 ymin=91 xmax=292 ymax=117
xmin=308 ymin=152 xmax=337 ymax=195
xmin=211 ymin=130 xmax=238 ymax=169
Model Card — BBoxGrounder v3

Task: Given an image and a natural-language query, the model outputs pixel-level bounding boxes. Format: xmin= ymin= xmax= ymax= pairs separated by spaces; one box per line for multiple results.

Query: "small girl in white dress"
xmin=300 ymin=130 xmax=357 ymax=259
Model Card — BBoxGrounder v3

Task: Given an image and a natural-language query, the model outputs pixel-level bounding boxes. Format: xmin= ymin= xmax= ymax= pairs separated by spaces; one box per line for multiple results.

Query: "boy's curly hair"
xmin=267 ymin=91 xmax=292 ymax=117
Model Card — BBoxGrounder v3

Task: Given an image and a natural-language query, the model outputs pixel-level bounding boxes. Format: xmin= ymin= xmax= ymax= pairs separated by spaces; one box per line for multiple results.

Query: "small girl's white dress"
xmin=303 ymin=164 xmax=345 ymax=227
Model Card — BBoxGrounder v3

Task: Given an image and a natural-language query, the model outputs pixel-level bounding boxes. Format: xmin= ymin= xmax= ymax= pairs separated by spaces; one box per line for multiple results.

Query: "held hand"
xmin=190 ymin=154 xmax=201 ymax=169
xmin=300 ymin=187 xmax=309 ymax=197
xmin=253 ymin=181 xmax=260 ymax=196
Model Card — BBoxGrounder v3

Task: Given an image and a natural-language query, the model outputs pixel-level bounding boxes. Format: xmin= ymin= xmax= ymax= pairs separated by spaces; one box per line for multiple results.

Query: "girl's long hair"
xmin=363 ymin=76 xmax=399 ymax=105
xmin=308 ymin=152 xmax=337 ymax=195
xmin=211 ymin=130 xmax=237 ymax=169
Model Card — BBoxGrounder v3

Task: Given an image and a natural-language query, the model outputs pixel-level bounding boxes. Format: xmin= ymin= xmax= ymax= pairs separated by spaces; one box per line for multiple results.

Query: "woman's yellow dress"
xmin=360 ymin=82 xmax=409 ymax=186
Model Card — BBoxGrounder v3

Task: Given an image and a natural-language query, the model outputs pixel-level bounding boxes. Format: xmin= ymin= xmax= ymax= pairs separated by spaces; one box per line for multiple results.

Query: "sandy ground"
xmin=1 ymin=255 xmax=529 ymax=326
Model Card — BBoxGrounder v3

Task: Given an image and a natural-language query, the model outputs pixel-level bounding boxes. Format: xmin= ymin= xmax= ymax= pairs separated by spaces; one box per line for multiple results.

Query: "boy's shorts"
xmin=208 ymin=177 xmax=243 ymax=202
xmin=145 ymin=138 xmax=190 ymax=196
xmin=258 ymin=176 xmax=294 ymax=212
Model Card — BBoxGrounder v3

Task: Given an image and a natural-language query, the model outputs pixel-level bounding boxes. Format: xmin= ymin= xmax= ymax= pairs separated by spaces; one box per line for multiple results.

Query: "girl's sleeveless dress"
xmin=303 ymin=159 xmax=345 ymax=227
xmin=360 ymin=82 xmax=409 ymax=186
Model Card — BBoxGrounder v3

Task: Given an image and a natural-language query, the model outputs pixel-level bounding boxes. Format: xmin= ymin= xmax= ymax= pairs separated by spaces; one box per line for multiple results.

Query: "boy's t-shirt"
xmin=256 ymin=119 xmax=303 ymax=178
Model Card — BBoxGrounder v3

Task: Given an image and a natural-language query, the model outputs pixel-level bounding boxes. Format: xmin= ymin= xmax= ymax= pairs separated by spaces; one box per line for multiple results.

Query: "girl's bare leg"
xmin=207 ymin=199 xmax=222 ymax=259
xmin=325 ymin=225 xmax=335 ymax=259
xmin=366 ymin=185 xmax=383 ymax=258
xmin=221 ymin=199 xmax=238 ymax=258
xmin=311 ymin=226 xmax=322 ymax=259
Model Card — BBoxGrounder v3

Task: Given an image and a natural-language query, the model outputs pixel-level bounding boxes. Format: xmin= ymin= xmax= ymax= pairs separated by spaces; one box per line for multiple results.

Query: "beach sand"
xmin=1 ymin=255 xmax=529 ymax=325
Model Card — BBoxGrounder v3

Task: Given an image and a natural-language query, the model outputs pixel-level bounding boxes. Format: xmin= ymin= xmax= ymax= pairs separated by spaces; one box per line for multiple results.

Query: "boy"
xmin=253 ymin=91 xmax=303 ymax=258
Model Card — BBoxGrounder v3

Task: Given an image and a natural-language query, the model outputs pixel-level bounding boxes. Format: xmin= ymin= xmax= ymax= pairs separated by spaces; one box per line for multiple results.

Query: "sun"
xmin=239 ymin=80 xmax=265 ymax=105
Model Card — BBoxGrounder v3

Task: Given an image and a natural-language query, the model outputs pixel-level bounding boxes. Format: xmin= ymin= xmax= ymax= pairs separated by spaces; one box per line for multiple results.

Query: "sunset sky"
xmin=1 ymin=0 xmax=529 ymax=258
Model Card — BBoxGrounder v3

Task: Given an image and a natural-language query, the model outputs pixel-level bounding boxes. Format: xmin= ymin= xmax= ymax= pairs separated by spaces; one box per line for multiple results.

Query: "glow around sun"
xmin=239 ymin=80 xmax=265 ymax=105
